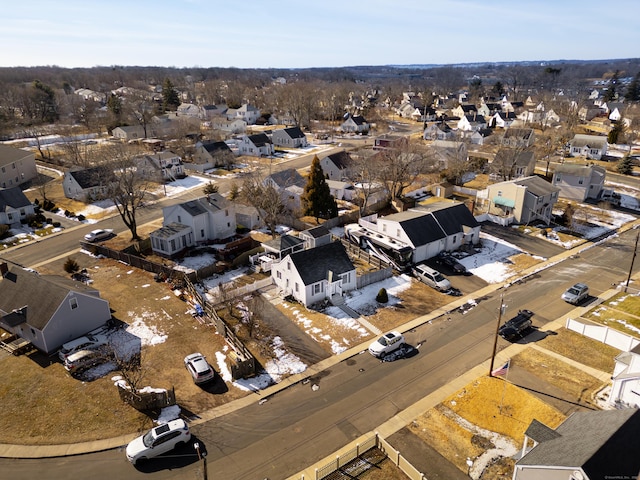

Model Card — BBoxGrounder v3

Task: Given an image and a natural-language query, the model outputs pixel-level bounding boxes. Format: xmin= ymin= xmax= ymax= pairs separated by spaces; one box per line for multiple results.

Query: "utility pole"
xmin=625 ymin=229 xmax=639 ymax=292
xmin=489 ymin=296 xmax=505 ymax=377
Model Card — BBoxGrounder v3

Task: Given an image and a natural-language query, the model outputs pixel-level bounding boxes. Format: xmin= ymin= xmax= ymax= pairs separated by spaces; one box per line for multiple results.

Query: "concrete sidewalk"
xmin=1 ymin=220 xmax=638 ymax=471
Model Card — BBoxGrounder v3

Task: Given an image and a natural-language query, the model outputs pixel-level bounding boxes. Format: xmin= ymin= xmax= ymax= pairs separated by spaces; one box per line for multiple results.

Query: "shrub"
xmin=63 ymin=257 xmax=80 ymax=274
xmin=376 ymin=288 xmax=388 ymax=303
xmin=52 ymin=222 xmax=61 ymax=228
xmin=46 ymin=218 xmax=52 ymax=224
xmin=0 ymin=224 xmax=10 ymax=239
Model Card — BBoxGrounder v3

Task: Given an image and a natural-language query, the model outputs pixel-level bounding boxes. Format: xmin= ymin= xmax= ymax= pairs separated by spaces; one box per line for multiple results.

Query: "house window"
xmin=70 ymin=298 xmax=78 ymax=310
xmin=287 ymin=262 xmax=291 ymax=271
xmin=170 ymin=239 xmax=176 ymax=251
xmin=227 ymin=222 xmax=230 ymax=228
xmin=578 ymin=178 xmax=584 ymax=185
xmin=396 ymin=229 xmax=400 ymax=237
xmin=452 ymin=235 xmax=457 ymax=244
xmin=277 ymin=271 xmax=281 ymax=279
xmin=295 ymin=283 xmax=299 ymax=292
xmin=177 ymin=215 xmax=181 ymax=223
xmin=200 ymin=229 xmax=205 ymax=238
xmin=313 ymin=283 xmax=321 ymax=295
xmin=225 ymin=209 xmax=229 ymax=216
xmin=555 ymin=173 xmax=562 ymax=182
xmin=382 ymin=224 xmax=387 ymax=233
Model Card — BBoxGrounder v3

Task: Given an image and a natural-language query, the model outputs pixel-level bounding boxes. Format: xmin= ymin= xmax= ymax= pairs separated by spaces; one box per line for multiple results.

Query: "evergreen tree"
xmin=608 ymin=121 xmax=625 ymax=144
xmin=603 ymin=70 xmax=620 ymax=102
xmin=107 ymin=93 xmax=122 ymax=116
xmin=617 ymin=154 xmax=633 ymax=175
xmin=162 ymin=78 xmax=180 ymax=112
xmin=625 ymin=72 xmax=640 ymax=102
xmin=301 ymin=155 xmax=338 ymax=222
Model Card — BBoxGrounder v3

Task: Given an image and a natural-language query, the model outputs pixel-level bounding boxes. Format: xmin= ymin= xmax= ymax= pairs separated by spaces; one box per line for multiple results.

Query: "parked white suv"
xmin=413 ymin=264 xmax=451 ymax=292
xmin=126 ymin=419 xmax=191 ymax=465
xmin=368 ymin=331 xmax=405 ymax=358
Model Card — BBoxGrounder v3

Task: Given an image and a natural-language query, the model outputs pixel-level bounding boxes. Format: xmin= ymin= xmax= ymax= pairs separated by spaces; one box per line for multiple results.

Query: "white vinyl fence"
xmin=566 ymin=318 xmax=640 ymax=351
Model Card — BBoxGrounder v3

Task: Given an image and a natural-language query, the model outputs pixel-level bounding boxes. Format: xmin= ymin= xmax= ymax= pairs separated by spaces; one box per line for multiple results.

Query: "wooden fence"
xmin=117 ymin=384 xmax=176 ymax=411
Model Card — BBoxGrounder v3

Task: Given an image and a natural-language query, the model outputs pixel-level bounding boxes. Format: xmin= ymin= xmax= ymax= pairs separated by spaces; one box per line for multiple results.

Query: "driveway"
xmin=479 ymin=221 xmax=566 ymax=258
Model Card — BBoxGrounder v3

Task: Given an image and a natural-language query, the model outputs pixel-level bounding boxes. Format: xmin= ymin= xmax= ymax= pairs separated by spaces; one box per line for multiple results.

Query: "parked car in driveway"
xmin=126 ymin=419 xmax=191 ymax=465
xmin=368 ymin=331 xmax=405 ymax=358
xmin=413 ymin=264 xmax=451 ymax=291
xmin=499 ymin=309 xmax=534 ymax=341
xmin=84 ymin=229 xmax=113 ymax=242
xmin=561 ymin=283 xmax=589 ymax=305
xmin=63 ymin=349 xmax=109 ymax=374
xmin=58 ymin=333 xmax=109 ymax=361
xmin=184 ymin=353 xmax=216 ymax=384
xmin=433 ymin=253 xmax=467 ymax=274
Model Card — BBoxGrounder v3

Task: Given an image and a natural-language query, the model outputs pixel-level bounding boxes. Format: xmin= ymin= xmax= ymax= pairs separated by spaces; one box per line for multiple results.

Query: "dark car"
xmin=434 ymin=253 xmax=467 ymax=274
xmin=499 ymin=309 xmax=534 ymax=341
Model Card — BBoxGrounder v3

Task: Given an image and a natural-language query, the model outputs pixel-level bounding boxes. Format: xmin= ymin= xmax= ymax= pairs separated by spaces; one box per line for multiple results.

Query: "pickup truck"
xmin=499 ymin=309 xmax=534 ymax=341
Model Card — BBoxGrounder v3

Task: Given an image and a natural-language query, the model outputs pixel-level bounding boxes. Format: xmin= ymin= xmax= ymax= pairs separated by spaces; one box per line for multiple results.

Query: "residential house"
xmin=189 ymin=141 xmax=234 ymax=172
xmin=340 ymin=114 xmax=370 ymax=134
xmin=359 ymin=201 xmax=480 ymax=263
xmin=320 ymin=151 xmax=354 ymax=181
xmin=477 ymin=101 xmax=501 ymax=118
xmin=459 ymin=130 xmax=486 ymax=145
xmin=516 ymin=110 xmax=544 ymax=125
xmin=202 ymin=104 xmax=228 ymax=120
xmin=502 ymin=128 xmax=536 ymax=148
xmin=327 ymin=179 xmax=356 ymax=201
xmin=226 ymin=104 xmax=261 ymax=125
xmin=610 ymin=342 xmax=640 ymax=408
xmin=74 ymin=88 xmax=106 ymax=104
xmin=299 ymin=225 xmax=332 ymax=250
xmin=489 ymin=111 xmax=517 ymax=128
xmin=542 ymin=109 xmax=561 ymax=127
xmin=149 ymin=194 xmax=236 ymax=257
xmin=486 ymin=175 xmax=560 ymax=225
xmin=423 ymin=122 xmax=455 ymax=141
xmin=568 ymin=134 xmax=608 ymax=160
xmin=429 ymin=140 xmax=468 ymax=169
xmin=176 ymin=103 xmax=203 ymax=118
xmin=552 ymin=164 xmax=605 ymax=201
xmin=490 ymin=149 xmax=536 ymax=181
xmin=608 ymin=106 xmax=624 ymax=122
xmin=271 ymin=127 xmax=308 ymax=148
xmin=0 ymin=265 xmax=112 ymax=354
xmin=457 ymin=114 xmax=487 ymax=131
xmin=0 ymin=187 xmax=35 ymax=226
xmin=135 ymin=151 xmax=185 ymax=181
xmin=63 ymin=165 xmax=117 ymax=201
xmin=112 ymin=125 xmax=146 ymax=140
xmin=0 ymin=144 xmax=38 ymax=188
xmin=212 ymin=118 xmax=247 ymax=134
xmin=234 ymin=203 xmax=263 ymax=231
xmin=264 ymin=168 xmax=307 ymax=211
xmin=578 ymin=105 xmax=604 ymax=121
xmin=451 ymin=104 xmax=477 ymax=119
xmin=500 ymin=96 xmax=523 ymax=113
xmin=513 ymin=409 xmax=640 ymax=480
xmin=238 ymin=133 xmax=274 ymax=157
xmin=271 ymin=241 xmax=357 ymax=307
xmin=373 ymin=134 xmax=408 ymax=151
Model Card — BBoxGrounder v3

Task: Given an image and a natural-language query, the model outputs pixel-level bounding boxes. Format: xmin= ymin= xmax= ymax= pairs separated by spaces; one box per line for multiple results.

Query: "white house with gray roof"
xmin=271 ymin=127 xmax=308 ymax=148
xmin=271 ymin=241 xmax=356 ymax=307
xmin=513 ymin=409 xmax=640 ymax=480
xmin=149 ymin=194 xmax=236 ymax=257
xmin=0 ymin=144 xmax=37 ymax=188
xmin=568 ymin=134 xmax=608 ymax=160
xmin=552 ymin=164 xmax=605 ymax=201
xmin=238 ymin=133 xmax=274 ymax=157
xmin=63 ymin=165 xmax=117 ymax=201
xmin=0 ymin=265 xmax=111 ymax=354
xmin=0 ymin=187 xmax=35 ymax=226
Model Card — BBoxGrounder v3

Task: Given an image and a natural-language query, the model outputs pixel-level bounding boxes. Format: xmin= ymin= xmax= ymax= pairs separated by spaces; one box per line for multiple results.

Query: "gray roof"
xmin=504 ymin=128 xmax=534 ymax=140
xmin=289 ymin=241 xmax=354 ymax=286
xmin=384 ymin=210 xmax=447 ymax=246
xmin=514 ymin=176 xmax=560 ymax=197
xmin=178 ymin=194 xmax=230 ymax=216
xmin=524 ymin=419 xmax=562 ymax=443
xmin=0 ymin=267 xmax=100 ymax=330
xmin=68 ymin=166 xmax=116 ymax=189
xmin=0 ymin=144 xmax=34 ymax=167
xmin=263 ymin=234 xmax=304 ymax=252
xmin=152 ymin=222 xmax=191 ymax=239
xmin=494 ymin=149 xmax=535 ymax=167
xmin=280 ymin=127 xmax=306 ymax=139
xmin=0 ymin=187 xmax=32 ymax=210
xmin=268 ymin=168 xmax=306 ymax=189
xmin=201 ymin=141 xmax=232 ymax=154
xmin=413 ymin=202 xmax=479 ymax=235
xmin=325 ymin=151 xmax=353 ymax=170
xmin=248 ymin=133 xmax=271 ymax=147
xmin=517 ymin=409 xmax=640 ymax=479
xmin=570 ymin=134 xmax=608 ymax=149
xmin=553 ymin=163 xmax=605 ymax=177
xmin=302 ymin=225 xmax=330 ymax=239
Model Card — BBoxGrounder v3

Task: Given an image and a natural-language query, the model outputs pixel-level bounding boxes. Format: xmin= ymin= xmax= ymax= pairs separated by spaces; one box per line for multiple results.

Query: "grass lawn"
xmin=538 ymin=327 xmax=620 ymax=373
xmin=583 ymin=292 xmax=640 ymax=336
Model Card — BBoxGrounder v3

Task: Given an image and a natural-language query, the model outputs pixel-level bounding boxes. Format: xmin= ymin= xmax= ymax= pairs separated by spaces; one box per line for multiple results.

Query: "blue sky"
xmin=2 ymin=0 xmax=639 ymax=69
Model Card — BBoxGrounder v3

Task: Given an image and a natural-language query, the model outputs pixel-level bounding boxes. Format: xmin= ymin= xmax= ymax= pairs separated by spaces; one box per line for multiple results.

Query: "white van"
xmin=63 ymin=349 xmax=104 ymax=374
xmin=413 ymin=264 xmax=451 ymax=292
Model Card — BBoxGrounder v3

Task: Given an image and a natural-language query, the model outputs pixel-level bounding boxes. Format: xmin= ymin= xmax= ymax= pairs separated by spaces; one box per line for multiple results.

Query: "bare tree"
xmin=375 ymin=142 xmax=435 ymax=201
xmin=102 ymin=144 xmax=151 ymax=240
xmin=238 ymin=294 xmax=259 ymax=338
xmin=491 ymin=146 xmax=532 ymax=181
xmin=350 ymin=151 xmax=382 ymax=215
xmin=240 ymin=170 xmax=286 ymax=238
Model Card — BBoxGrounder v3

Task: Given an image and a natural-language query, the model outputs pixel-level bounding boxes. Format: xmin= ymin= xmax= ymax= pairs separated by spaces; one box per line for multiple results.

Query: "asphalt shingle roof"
xmin=289 ymin=241 xmax=354 ymax=285
xmin=0 ymin=187 xmax=32 ymax=210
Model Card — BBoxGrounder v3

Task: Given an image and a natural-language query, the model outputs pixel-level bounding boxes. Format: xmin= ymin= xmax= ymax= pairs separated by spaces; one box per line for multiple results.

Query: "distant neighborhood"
xmin=1 ymin=61 xmax=640 ymax=479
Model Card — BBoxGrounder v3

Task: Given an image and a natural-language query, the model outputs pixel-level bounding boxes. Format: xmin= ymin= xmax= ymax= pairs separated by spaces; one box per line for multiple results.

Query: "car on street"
xmin=184 ymin=353 xmax=216 ymax=384
xmin=58 ymin=333 xmax=109 ymax=361
xmin=561 ymin=283 xmax=589 ymax=305
xmin=368 ymin=331 xmax=405 ymax=358
xmin=84 ymin=229 xmax=113 ymax=242
xmin=499 ymin=309 xmax=534 ymax=341
xmin=126 ymin=419 xmax=191 ymax=465
xmin=413 ymin=264 xmax=451 ymax=291
xmin=433 ymin=253 xmax=467 ymax=274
